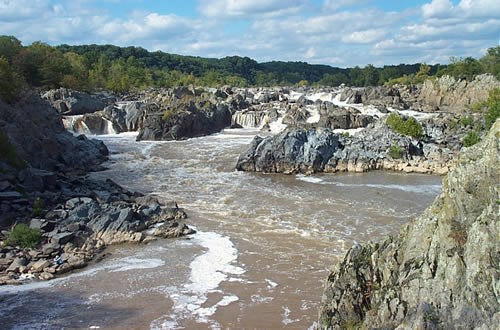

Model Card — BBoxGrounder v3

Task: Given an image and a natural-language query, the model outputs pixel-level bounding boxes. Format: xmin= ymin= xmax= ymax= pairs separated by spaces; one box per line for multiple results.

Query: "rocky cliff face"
xmin=0 ymin=91 xmax=108 ymax=173
xmin=411 ymin=74 xmax=500 ymax=112
xmin=318 ymin=119 xmax=499 ymax=329
xmin=136 ymin=87 xmax=232 ymax=141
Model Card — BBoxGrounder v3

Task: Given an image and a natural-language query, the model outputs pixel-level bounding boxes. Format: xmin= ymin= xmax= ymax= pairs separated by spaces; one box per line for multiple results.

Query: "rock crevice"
xmin=318 ymin=119 xmax=499 ymax=329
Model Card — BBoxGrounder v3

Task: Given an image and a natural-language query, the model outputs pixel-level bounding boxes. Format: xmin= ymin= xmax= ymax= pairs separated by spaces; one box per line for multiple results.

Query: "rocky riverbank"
xmin=318 ymin=119 xmax=499 ymax=329
xmin=0 ymin=91 xmax=194 ymax=285
xmin=235 ymin=113 xmax=468 ymax=175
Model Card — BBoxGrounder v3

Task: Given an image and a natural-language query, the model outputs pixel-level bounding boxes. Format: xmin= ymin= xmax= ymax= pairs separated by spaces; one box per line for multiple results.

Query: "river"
xmin=0 ymin=128 xmax=441 ymax=329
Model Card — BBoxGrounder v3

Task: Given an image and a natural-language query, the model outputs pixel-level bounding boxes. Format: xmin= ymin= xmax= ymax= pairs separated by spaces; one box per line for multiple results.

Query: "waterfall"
xmin=232 ymin=111 xmax=267 ymax=128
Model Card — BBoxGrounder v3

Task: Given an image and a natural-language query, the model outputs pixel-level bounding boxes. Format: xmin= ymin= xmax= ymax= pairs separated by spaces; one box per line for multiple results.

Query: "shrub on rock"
xmin=386 ymin=113 xmax=423 ymax=138
xmin=5 ymin=224 xmax=41 ymax=249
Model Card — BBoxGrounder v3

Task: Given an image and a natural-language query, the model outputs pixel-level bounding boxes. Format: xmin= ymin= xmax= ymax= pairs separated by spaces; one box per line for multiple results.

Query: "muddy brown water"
xmin=0 ymin=129 xmax=441 ymax=329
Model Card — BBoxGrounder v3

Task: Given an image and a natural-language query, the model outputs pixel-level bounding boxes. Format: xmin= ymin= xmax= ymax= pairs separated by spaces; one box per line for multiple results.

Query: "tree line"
xmin=0 ymin=35 xmax=498 ymax=101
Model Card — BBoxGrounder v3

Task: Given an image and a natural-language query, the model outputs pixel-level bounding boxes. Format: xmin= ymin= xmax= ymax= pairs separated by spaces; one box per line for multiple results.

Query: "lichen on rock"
xmin=318 ymin=119 xmax=499 ymax=329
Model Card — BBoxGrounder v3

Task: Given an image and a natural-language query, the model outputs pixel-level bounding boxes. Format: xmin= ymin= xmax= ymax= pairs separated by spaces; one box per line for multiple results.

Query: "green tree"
xmin=0 ymin=56 xmax=23 ymax=102
xmin=480 ymin=46 xmax=500 ymax=79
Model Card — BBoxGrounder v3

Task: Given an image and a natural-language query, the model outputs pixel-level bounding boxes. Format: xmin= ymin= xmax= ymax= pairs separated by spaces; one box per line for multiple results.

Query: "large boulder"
xmin=236 ymin=127 xmax=341 ymax=173
xmin=318 ymin=119 xmax=500 ymax=329
xmin=42 ymin=88 xmax=109 ymax=115
xmin=136 ymin=96 xmax=231 ymax=141
xmin=0 ymin=91 xmax=108 ymax=172
xmin=317 ymin=104 xmax=375 ymax=129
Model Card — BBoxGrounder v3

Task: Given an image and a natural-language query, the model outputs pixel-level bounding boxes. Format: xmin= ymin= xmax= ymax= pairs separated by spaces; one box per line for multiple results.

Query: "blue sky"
xmin=0 ymin=0 xmax=498 ymax=67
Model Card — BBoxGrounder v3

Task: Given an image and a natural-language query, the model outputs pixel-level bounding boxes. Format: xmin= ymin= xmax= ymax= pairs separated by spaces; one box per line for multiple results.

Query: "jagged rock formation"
xmin=0 ymin=91 xmax=108 ymax=173
xmin=63 ymin=102 xmax=148 ymax=135
xmin=136 ymin=87 xmax=232 ymax=141
xmin=318 ymin=120 xmax=499 ymax=329
xmin=339 ymin=86 xmax=407 ymax=109
xmin=410 ymin=74 xmax=500 ymax=112
xmin=236 ymin=119 xmax=455 ymax=175
xmin=41 ymin=88 xmax=111 ymax=115
xmin=317 ymin=104 xmax=376 ymax=130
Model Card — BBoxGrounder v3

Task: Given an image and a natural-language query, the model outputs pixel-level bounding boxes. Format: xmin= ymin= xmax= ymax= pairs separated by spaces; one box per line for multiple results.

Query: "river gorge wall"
xmin=318 ymin=119 xmax=499 ymax=329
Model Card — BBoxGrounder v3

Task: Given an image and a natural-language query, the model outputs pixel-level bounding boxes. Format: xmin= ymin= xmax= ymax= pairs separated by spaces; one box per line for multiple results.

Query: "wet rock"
xmin=153 ymin=222 xmax=196 ymax=239
xmin=136 ymin=89 xmax=232 ymax=141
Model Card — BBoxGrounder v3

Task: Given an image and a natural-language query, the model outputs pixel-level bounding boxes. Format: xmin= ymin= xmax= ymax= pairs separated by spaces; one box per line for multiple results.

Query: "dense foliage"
xmin=5 ymin=224 xmax=42 ymax=248
xmin=386 ymin=113 xmax=424 ymax=138
xmin=0 ymin=35 xmax=498 ymax=96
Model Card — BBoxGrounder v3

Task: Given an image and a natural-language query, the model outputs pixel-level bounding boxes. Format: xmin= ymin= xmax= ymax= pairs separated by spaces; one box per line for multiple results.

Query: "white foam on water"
xmin=296 ymin=174 xmax=324 ymax=184
xmin=397 ymin=109 xmax=437 ymax=120
xmin=305 ymin=105 xmax=320 ymax=124
xmin=268 ymin=117 xmax=287 ymax=134
xmin=282 ymin=306 xmax=300 ymax=325
xmin=328 ymin=181 xmax=442 ymax=194
xmin=265 ymin=279 xmax=278 ymax=289
xmin=109 ymin=256 xmax=164 ymax=273
xmin=151 ymin=230 xmax=244 ymax=329
xmin=332 ymin=127 xmax=365 ymax=135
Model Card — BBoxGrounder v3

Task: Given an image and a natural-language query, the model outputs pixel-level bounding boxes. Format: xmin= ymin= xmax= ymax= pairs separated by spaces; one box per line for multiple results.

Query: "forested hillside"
xmin=0 ymin=35 xmax=498 ymax=98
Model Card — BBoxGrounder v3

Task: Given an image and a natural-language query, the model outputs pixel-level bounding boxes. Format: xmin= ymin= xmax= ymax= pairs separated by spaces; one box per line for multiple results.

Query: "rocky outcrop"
xmin=339 ymin=86 xmax=407 ymax=109
xmin=318 ymin=104 xmax=376 ymax=130
xmin=0 ymin=91 xmax=108 ymax=173
xmin=318 ymin=119 xmax=499 ymax=329
xmin=0 ymin=90 xmax=195 ymax=285
xmin=136 ymin=88 xmax=231 ymax=141
xmin=236 ymin=119 xmax=455 ymax=175
xmin=412 ymin=74 xmax=500 ymax=112
xmin=0 ymin=176 xmax=194 ymax=285
xmin=63 ymin=102 xmax=147 ymax=135
xmin=42 ymin=88 xmax=111 ymax=115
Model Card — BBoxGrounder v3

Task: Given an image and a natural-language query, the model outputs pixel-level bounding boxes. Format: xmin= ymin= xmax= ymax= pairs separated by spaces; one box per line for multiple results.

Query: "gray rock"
xmin=50 ymin=232 xmax=74 ymax=245
xmin=0 ymin=191 xmax=23 ymax=200
xmin=318 ymin=119 xmax=500 ymax=329
xmin=30 ymin=259 xmax=50 ymax=272
xmin=42 ymin=88 xmax=107 ymax=115
xmin=6 ymin=257 xmax=27 ymax=272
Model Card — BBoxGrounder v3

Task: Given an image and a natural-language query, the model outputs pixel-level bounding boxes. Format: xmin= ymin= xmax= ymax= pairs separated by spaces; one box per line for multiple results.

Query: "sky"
xmin=0 ymin=0 xmax=499 ymax=67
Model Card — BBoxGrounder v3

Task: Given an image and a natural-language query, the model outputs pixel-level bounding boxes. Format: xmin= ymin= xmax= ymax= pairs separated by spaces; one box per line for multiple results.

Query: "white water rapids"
xmin=0 ymin=128 xmax=442 ymax=329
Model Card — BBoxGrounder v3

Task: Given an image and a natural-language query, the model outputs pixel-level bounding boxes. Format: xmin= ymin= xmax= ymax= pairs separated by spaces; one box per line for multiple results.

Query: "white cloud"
xmin=422 ymin=0 xmax=454 ymax=18
xmin=341 ymin=29 xmax=387 ymax=44
xmin=197 ymin=0 xmax=305 ymax=18
xmin=0 ymin=0 xmax=497 ymax=68
xmin=323 ymin=0 xmax=366 ymax=11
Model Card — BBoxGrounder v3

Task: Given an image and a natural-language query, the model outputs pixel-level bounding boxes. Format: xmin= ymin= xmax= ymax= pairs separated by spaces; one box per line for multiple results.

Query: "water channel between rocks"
xmin=0 ymin=129 xmax=442 ymax=329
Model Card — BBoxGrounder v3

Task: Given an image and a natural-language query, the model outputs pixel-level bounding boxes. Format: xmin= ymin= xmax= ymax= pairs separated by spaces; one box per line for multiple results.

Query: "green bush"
xmin=462 ymin=130 xmax=481 ymax=147
xmin=388 ymin=144 xmax=403 ymax=158
xmin=162 ymin=108 xmax=180 ymax=121
xmin=484 ymin=88 xmax=499 ymax=129
xmin=386 ymin=113 xmax=424 ymax=138
xmin=6 ymin=224 xmax=42 ymax=248
xmin=460 ymin=115 xmax=474 ymax=127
